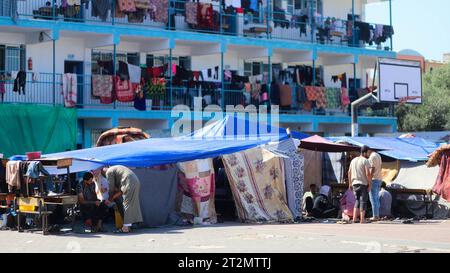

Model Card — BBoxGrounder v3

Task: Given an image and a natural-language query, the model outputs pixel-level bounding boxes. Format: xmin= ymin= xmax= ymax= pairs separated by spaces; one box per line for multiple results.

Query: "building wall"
xmin=322 ymin=0 xmax=364 ymax=20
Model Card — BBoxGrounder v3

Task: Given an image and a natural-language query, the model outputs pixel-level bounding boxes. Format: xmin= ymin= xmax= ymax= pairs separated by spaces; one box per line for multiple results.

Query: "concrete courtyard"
xmin=0 ymin=220 xmax=449 ymax=253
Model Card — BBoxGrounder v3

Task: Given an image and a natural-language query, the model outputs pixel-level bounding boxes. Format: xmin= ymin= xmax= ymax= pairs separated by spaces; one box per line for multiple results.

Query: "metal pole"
xmin=113 ymin=44 xmax=117 ymax=109
xmin=268 ymin=55 xmax=272 ymax=107
xmin=220 ymin=1 xmax=223 ymax=35
xmin=312 ymin=59 xmax=316 ymax=86
xmin=169 ymin=48 xmax=173 ymax=109
xmin=221 ymin=51 xmax=224 ymax=109
xmin=112 ymin=0 xmax=115 ymax=25
xmin=352 ymin=0 xmax=355 ymax=47
xmin=389 ymin=0 xmax=393 ymax=51
xmin=53 ymin=39 xmax=56 ymax=106
xmin=351 ymin=92 xmax=378 ymax=137
xmin=310 ymin=0 xmax=314 ymax=43
xmin=266 ymin=0 xmax=270 ymax=39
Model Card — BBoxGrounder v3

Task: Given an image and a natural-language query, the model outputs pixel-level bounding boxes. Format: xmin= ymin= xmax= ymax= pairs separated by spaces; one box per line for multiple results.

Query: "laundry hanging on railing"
xmin=13 ymin=71 xmax=26 ymax=95
xmin=304 ymin=86 xmax=327 ymax=109
xmin=90 ymin=0 xmax=112 ymax=21
xmin=114 ymin=75 xmax=135 ymax=102
xmin=92 ymin=74 xmax=113 ymax=98
xmin=62 ymin=73 xmax=78 ymax=108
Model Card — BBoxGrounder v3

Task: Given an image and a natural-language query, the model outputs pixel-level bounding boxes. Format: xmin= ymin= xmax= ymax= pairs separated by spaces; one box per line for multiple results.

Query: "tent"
xmin=43 ymin=116 xmax=308 ymax=173
xmin=188 ymin=115 xmax=309 ymax=140
xmin=329 ymin=137 xmax=439 ymax=162
xmin=299 ymin=135 xmax=360 ymax=152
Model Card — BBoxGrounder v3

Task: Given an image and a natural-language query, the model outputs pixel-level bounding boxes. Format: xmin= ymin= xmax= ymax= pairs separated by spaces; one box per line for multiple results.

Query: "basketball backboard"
xmin=378 ymin=58 xmax=422 ymax=104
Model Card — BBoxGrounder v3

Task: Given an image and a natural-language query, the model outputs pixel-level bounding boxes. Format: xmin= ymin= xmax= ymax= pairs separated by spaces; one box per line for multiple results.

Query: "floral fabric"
xmin=92 ymin=74 xmax=113 ymax=97
xmin=222 ymin=147 xmax=294 ymax=223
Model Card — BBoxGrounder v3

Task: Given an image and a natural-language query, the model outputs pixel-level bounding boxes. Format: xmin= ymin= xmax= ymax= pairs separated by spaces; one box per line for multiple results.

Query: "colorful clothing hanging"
xmin=114 ymin=76 xmax=134 ymax=102
xmin=92 ymin=74 xmax=113 ymax=97
xmin=62 ymin=73 xmax=77 ymax=108
xmin=185 ymin=2 xmax=198 ymax=25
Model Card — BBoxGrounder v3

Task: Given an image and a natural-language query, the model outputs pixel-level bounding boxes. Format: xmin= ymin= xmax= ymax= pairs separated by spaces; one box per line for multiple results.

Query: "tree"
xmin=396 ymin=63 xmax=450 ymax=132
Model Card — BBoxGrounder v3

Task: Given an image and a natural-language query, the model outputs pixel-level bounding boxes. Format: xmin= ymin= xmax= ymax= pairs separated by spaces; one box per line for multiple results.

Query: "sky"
xmin=365 ymin=0 xmax=450 ymax=61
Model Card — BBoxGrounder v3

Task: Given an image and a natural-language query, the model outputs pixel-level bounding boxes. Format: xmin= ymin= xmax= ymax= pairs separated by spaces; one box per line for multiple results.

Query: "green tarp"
xmin=0 ymin=104 xmax=77 ymax=158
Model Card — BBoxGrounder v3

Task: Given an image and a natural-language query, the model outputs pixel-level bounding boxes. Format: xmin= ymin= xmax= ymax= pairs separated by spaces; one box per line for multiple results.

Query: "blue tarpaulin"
xmin=43 ymin=116 xmax=306 ymax=173
xmin=188 ymin=115 xmax=309 ymax=140
xmin=329 ymin=137 xmax=439 ymax=162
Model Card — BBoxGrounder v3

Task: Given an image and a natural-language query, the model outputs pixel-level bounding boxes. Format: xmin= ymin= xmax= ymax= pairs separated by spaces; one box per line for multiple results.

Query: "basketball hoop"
xmin=398 ymin=96 xmax=421 ymax=106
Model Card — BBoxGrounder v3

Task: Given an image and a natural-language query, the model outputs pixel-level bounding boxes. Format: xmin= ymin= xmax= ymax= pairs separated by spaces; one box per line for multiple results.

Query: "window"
xmin=0 ymin=44 xmax=26 ymax=73
xmin=146 ymin=54 xmax=191 ymax=69
xmin=274 ymin=0 xmax=282 ymax=9
xmin=294 ymin=0 xmax=305 ymax=10
xmin=244 ymin=61 xmax=266 ymax=76
xmin=127 ymin=53 xmax=140 ymax=66
xmin=91 ymin=50 xmax=135 ymax=74
xmin=287 ymin=0 xmax=294 ymax=14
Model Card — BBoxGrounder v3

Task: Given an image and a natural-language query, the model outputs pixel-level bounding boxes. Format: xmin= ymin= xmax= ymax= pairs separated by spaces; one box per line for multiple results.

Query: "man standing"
xmin=368 ymin=148 xmax=383 ymax=221
xmin=348 ymin=145 xmax=372 ymax=224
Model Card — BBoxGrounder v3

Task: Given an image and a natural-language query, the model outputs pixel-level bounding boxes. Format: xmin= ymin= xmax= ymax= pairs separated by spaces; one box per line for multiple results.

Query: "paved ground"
xmin=0 ymin=220 xmax=449 ymax=253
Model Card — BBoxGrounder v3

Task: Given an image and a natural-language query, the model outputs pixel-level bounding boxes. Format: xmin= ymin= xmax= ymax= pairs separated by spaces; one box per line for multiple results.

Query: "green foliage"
xmin=396 ymin=63 xmax=450 ymax=131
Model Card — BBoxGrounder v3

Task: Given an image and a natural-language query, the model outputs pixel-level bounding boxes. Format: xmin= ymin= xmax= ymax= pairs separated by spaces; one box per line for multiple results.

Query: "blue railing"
xmin=0 ymin=0 xmax=393 ymax=51
xmin=0 ymin=72 xmax=392 ymax=117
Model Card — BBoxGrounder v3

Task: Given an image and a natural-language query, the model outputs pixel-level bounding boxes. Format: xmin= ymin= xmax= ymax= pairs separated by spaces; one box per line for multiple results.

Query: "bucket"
xmin=19 ymin=205 xmax=36 ymax=212
xmin=26 ymin=151 xmax=41 ymax=160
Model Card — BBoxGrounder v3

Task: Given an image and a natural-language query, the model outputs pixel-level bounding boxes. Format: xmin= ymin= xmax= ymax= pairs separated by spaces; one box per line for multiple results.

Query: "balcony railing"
xmin=0 ymin=0 xmax=393 ymax=51
xmin=0 ymin=72 xmax=393 ymax=118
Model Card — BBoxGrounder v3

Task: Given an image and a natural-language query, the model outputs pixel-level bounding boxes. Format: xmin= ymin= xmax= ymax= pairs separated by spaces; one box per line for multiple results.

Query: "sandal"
xmin=113 ymin=228 xmax=130 ymax=233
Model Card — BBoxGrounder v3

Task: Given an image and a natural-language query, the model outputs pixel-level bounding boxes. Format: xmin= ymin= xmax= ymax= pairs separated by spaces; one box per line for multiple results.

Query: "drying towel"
xmin=127 ymin=63 xmax=142 ymax=84
xmin=92 ymin=74 xmax=113 ymax=97
xmin=341 ymin=87 xmax=350 ymax=107
xmin=6 ymin=161 xmax=21 ymax=191
xmin=62 ymin=73 xmax=77 ymax=108
xmin=185 ymin=2 xmax=198 ymax=25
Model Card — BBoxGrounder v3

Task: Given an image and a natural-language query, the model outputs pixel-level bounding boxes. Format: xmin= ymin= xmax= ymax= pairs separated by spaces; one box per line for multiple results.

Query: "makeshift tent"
xmin=222 ymin=147 xmax=293 ymax=223
xmin=0 ymin=105 xmax=77 ymax=158
xmin=43 ymin=137 xmax=275 ymax=173
xmin=300 ymin=135 xmax=360 ymax=152
xmin=388 ymin=162 xmax=450 ymax=219
xmin=329 ymin=137 xmax=439 ymax=162
xmin=188 ymin=115 xmax=309 ymax=140
xmin=266 ymin=139 xmax=304 ymax=219
xmin=322 ymin=152 xmax=346 ymax=185
xmin=135 ymin=167 xmax=179 ymax=227
xmin=177 ymin=159 xmax=217 ymax=223
xmin=390 ymin=162 xmax=440 ymax=190
xmin=96 ymin=127 xmax=150 ymax=146
xmin=301 ymin=149 xmax=323 ymax=192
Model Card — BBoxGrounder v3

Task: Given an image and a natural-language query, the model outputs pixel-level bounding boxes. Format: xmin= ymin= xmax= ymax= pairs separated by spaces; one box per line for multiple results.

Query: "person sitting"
xmin=302 ymin=184 xmax=317 ymax=216
xmin=77 ymin=172 xmax=108 ymax=233
xmin=379 ymin=182 xmax=392 ymax=219
xmin=340 ymin=188 xmax=356 ymax=222
xmin=311 ymin=185 xmax=337 ymax=218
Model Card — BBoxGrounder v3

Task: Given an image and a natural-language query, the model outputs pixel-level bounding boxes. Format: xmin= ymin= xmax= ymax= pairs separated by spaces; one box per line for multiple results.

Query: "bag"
xmin=114 ymin=76 xmax=134 ymax=102
xmin=114 ymin=206 xmax=123 ymax=229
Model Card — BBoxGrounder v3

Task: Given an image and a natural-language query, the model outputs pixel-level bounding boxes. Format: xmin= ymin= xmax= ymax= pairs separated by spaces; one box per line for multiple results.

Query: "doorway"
xmin=64 ymin=60 xmax=84 ymax=106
